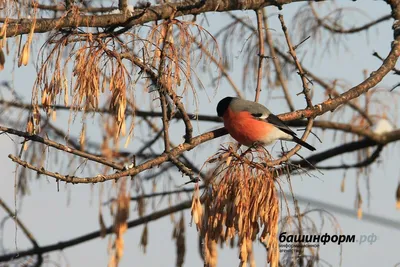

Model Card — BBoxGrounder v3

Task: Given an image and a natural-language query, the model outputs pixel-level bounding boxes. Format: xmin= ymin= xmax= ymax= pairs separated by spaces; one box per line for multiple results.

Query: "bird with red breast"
xmin=216 ymin=97 xmax=316 ymax=151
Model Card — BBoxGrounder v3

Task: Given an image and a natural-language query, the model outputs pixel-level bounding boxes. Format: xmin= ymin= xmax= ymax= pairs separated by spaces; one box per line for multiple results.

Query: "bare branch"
xmin=263 ymin=9 xmax=295 ymax=111
xmin=128 ymin=186 xmax=200 ymax=202
xmin=0 ymin=198 xmax=41 ymax=250
xmin=8 ymin=127 xmax=227 ymax=184
xmin=227 ymin=12 xmax=375 ymax=125
xmin=0 ymin=125 xmax=123 ymax=170
xmin=3 ymin=0 xmax=310 ymax=38
xmin=279 ymin=14 xmax=313 ymax=108
xmin=254 ymin=9 xmax=265 ymax=102
xmin=0 ymin=198 xmax=195 ymax=262
xmin=315 ymin=145 xmax=383 ymax=170
xmin=278 ymin=40 xmax=400 ymax=123
xmin=0 ymin=100 xmax=222 ymax=123
xmin=194 ymin=38 xmax=244 ymax=98
xmin=309 ymin=3 xmax=391 ymax=34
xmin=292 ymin=138 xmax=381 ymax=168
xmin=119 ymin=52 xmax=194 ymax=143
xmin=34 ymin=4 xmax=116 ymax=13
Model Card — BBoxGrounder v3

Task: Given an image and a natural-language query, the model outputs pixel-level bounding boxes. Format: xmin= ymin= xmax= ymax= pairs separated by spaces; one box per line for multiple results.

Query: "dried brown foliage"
xmin=33 ymin=35 xmax=131 ymax=140
xmin=192 ymin=146 xmax=279 ymax=267
xmin=173 ymin=214 xmax=186 ymax=267
xmin=109 ymin=179 xmax=130 ymax=266
xmin=0 ymin=47 xmax=4 ymax=71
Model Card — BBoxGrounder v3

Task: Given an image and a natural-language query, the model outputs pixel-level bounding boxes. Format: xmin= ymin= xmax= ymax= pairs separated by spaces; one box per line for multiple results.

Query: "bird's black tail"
xmin=292 ymin=136 xmax=316 ymax=151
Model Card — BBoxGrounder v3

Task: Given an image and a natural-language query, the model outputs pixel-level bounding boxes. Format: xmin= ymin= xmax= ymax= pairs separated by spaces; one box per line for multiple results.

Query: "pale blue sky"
xmin=0 ymin=1 xmax=399 ymax=267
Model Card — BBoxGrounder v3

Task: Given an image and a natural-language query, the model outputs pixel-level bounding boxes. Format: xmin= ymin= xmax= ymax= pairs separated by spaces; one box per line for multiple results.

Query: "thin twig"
xmin=279 ymin=14 xmax=313 ymax=108
xmin=8 ymin=127 xmax=228 ymax=184
xmin=104 ymin=185 xmax=205 ymax=204
xmin=373 ymin=51 xmax=400 ymax=75
xmin=274 ymin=47 xmax=373 ymax=125
xmin=129 ymin=186 xmax=203 ymax=202
xmin=160 ymin=95 xmax=171 ymax=152
xmin=169 ymin=156 xmax=195 ymax=179
xmin=314 ymin=145 xmax=383 ymax=170
xmin=0 ymin=99 xmax=222 ymax=123
xmin=262 ymin=9 xmax=295 ymax=111
xmin=264 ymin=14 xmax=315 ymax=165
xmin=286 ymin=176 xmax=304 ymax=266
xmin=137 ymin=129 xmax=164 ymax=156
xmin=0 ymin=197 xmax=204 ymax=262
xmin=0 ymin=197 xmax=43 ymax=267
xmin=120 ymin=52 xmax=194 ymax=143
xmin=0 ymin=126 xmax=123 ymax=170
xmin=0 ymin=198 xmax=40 ymax=249
xmin=254 ymin=9 xmax=265 ymax=102
xmin=157 ymin=21 xmax=173 ymax=152
xmin=194 ymin=38 xmax=244 ymax=98
xmin=142 ymin=116 xmax=207 ymax=181
xmin=309 ymin=3 xmax=391 ymax=34
xmin=227 ymin=12 xmax=374 ymax=124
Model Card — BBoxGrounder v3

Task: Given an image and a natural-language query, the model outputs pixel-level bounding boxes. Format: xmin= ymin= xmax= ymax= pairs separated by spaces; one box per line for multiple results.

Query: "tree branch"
xmin=263 ymin=9 xmax=295 ymax=111
xmin=254 ymin=9 xmax=265 ymax=102
xmin=228 ymin=12 xmax=375 ymax=125
xmin=278 ymin=39 xmax=400 ymax=123
xmin=279 ymin=14 xmax=313 ymax=108
xmin=0 ymin=125 xmax=123 ymax=170
xmin=8 ymin=127 xmax=227 ymax=184
xmin=193 ymin=38 xmax=244 ymax=98
xmin=0 ymin=197 xmax=43 ymax=265
xmin=0 ymin=198 xmax=40 ymax=249
xmin=3 ymin=0 xmax=309 ymax=38
xmin=309 ymin=3 xmax=391 ymax=34
xmin=118 ymin=52 xmax=193 ymax=143
xmin=0 ymin=198 xmax=195 ymax=262
xmin=315 ymin=145 xmax=383 ymax=170
xmin=292 ymin=138 xmax=381 ymax=168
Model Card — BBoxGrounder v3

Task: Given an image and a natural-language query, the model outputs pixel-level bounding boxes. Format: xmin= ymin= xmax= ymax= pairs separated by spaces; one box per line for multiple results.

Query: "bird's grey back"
xmin=230 ymin=98 xmax=271 ymax=116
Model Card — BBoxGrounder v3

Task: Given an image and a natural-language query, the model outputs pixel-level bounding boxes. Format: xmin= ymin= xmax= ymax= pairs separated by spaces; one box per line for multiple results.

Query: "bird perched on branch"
xmin=216 ymin=97 xmax=316 ymax=151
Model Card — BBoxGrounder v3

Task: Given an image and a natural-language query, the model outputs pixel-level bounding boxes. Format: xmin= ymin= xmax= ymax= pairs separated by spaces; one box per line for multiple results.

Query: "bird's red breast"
xmin=223 ymin=107 xmax=274 ymax=146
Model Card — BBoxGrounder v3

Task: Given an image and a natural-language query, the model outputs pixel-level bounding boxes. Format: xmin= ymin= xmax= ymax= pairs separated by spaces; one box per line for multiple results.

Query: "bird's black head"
xmin=216 ymin=97 xmax=234 ymax=117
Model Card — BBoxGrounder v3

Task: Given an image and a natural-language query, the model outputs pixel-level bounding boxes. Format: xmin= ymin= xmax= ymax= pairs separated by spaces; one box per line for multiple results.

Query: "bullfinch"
xmin=216 ymin=97 xmax=316 ymax=151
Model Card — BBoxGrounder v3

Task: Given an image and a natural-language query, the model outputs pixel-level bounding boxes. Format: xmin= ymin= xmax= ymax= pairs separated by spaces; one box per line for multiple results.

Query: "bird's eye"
xmin=252 ymin=113 xmax=263 ymax=118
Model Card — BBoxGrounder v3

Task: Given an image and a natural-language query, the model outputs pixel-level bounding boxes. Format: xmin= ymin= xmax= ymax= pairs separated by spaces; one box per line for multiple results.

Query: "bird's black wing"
xmin=251 ymin=112 xmax=297 ymax=136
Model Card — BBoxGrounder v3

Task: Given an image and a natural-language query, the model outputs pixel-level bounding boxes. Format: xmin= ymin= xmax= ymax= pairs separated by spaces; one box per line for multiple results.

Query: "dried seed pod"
xmin=18 ymin=43 xmax=30 ymax=67
xmin=0 ymin=48 xmax=4 ymax=71
xmin=99 ymin=210 xmax=107 ymax=238
xmin=140 ymin=224 xmax=148 ymax=253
